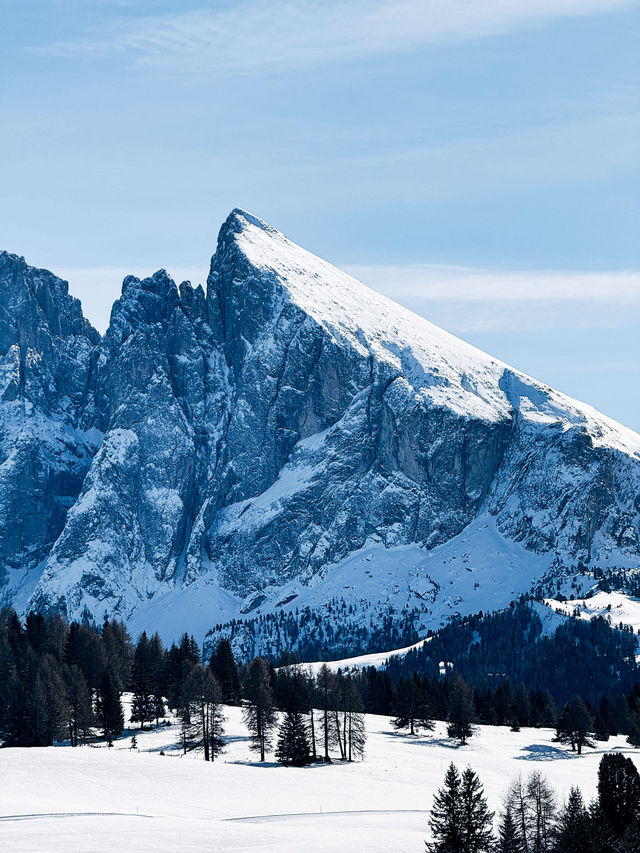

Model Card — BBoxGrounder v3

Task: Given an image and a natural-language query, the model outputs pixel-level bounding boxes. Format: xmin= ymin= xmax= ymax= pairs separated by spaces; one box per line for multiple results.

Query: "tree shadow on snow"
xmin=516 ymin=744 xmax=575 ymax=761
xmin=382 ymin=730 xmax=466 ymax=750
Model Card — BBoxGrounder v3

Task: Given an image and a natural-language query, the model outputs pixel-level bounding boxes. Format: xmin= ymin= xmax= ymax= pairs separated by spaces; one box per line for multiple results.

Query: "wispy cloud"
xmin=345 ymin=265 xmax=640 ymax=333
xmin=42 ymin=0 xmax=637 ymax=75
xmin=60 ymin=261 xmax=640 ymax=335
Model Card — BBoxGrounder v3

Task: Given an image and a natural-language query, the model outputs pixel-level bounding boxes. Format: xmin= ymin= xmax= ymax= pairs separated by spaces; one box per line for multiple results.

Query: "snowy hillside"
xmin=545 ymin=591 xmax=640 ymax=633
xmin=2 ymin=703 xmax=638 ymax=853
xmin=2 ymin=210 xmax=640 ymax=649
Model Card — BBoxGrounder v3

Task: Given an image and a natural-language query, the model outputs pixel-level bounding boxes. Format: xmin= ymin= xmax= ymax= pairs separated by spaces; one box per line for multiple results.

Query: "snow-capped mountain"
xmin=2 ymin=209 xmax=639 ymax=642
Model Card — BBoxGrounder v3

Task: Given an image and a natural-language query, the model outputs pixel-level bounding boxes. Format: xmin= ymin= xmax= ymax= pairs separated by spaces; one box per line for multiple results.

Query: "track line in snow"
xmin=0 ymin=811 xmax=156 ymax=822
xmin=225 ymin=808 xmax=428 ymax=823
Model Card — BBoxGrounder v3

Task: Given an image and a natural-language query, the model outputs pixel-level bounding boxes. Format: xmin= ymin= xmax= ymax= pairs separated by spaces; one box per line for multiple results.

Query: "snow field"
xmin=1 ymin=702 xmax=639 ymax=852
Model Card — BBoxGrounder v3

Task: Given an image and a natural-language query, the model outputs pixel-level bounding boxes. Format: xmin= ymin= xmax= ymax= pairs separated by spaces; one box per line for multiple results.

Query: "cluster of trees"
xmin=386 ymin=600 xmax=640 ymax=704
xmin=205 ymin=598 xmax=420 ymax=662
xmin=339 ymin=664 xmax=640 ymax=752
xmin=0 ymin=608 xmax=366 ymax=766
xmin=427 ymin=753 xmax=640 ymax=853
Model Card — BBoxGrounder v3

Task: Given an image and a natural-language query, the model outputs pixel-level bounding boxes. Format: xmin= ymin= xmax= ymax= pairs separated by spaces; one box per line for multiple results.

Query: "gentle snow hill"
xmin=546 ymin=590 xmax=640 ymax=633
xmin=1 ymin=702 xmax=639 ymax=853
xmin=2 ymin=211 xmax=640 ymax=650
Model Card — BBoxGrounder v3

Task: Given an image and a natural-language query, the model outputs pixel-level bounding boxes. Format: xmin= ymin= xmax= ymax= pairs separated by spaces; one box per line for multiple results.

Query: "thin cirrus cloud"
xmin=59 ymin=262 xmax=640 ymax=336
xmin=344 ymin=265 xmax=640 ymax=333
xmin=42 ymin=0 xmax=637 ymax=74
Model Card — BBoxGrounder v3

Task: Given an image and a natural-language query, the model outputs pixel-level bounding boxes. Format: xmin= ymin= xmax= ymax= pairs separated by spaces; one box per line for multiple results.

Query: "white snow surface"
xmin=234 ymin=210 xmax=640 ymax=455
xmin=2 ymin=700 xmax=638 ymax=853
xmin=545 ymin=591 xmax=640 ymax=633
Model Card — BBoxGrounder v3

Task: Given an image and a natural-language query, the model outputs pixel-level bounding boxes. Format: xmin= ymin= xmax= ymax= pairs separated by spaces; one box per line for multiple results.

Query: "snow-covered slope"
xmin=2 ymin=704 xmax=638 ymax=853
xmin=545 ymin=591 xmax=640 ymax=633
xmin=2 ymin=210 xmax=640 ymax=647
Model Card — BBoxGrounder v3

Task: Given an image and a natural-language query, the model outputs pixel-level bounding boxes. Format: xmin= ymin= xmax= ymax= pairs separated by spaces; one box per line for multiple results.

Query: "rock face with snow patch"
xmin=2 ymin=212 xmax=639 ymax=634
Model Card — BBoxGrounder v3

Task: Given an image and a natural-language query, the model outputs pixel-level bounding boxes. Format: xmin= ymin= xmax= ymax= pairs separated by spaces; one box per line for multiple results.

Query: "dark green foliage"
xmin=553 ymin=787 xmax=593 ymax=853
xmin=598 ymin=753 xmax=640 ymax=839
xmin=97 ymin=670 xmax=124 ymax=739
xmin=392 ymin=676 xmax=434 ymax=736
xmin=626 ymin=716 xmax=640 ymax=748
xmin=594 ymin=710 xmax=611 ymax=742
xmin=555 ymin=698 xmax=594 ymax=754
xmin=496 ymin=809 xmax=523 ymax=853
xmin=447 ymin=677 xmax=476 ymax=745
xmin=427 ymin=763 xmax=464 ymax=852
xmin=243 ymin=657 xmax=277 ymax=761
xmin=387 ymin=602 xmax=640 ymax=706
xmin=275 ymin=711 xmax=311 ymax=766
xmin=209 ymin=639 xmax=241 ymax=705
xmin=427 ymin=764 xmax=493 ymax=853
xmin=459 ymin=767 xmax=494 ymax=852
xmin=130 ymin=632 xmax=155 ymax=729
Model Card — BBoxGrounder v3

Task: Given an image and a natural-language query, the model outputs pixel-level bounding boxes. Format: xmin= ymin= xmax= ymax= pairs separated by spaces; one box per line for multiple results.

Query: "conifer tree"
xmin=553 ymin=786 xmax=592 ymax=853
xmin=459 ymin=766 xmax=494 ymax=852
xmin=447 ymin=677 xmax=476 ymax=745
xmin=97 ymin=669 xmax=124 ymax=739
xmin=593 ymin=710 xmax=610 ymax=742
xmin=32 ymin=655 xmax=68 ymax=746
xmin=555 ymin=698 xmax=594 ymax=755
xmin=210 ymin=639 xmax=241 ymax=705
xmin=275 ymin=711 xmax=311 ymax=766
xmin=65 ymin=663 xmax=94 ymax=746
xmin=598 ymin=753 xmax=640 ymax=839
xmin=626 ymin=716 xmax=640 ymax=748
xmin=243 ymin=657 xmax=276 ymax=762
xmin=392 ymin=677 xmax=434 ymax=736
xmin=130 ymin=632 xmax=155 ymax=730
xmin=427 ymin=762 xmax=463 ymax=853
xmin=496 ymin=808 xmax=522 ymax=853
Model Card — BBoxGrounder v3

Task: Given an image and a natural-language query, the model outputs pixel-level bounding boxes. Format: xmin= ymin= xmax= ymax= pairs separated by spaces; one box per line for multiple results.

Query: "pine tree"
xmin=593 ymin=710 xmax=610 ymax=742
xmin=496 ymin=809 xmax=523 ymax=853
xmin=459 ymin=766 xmax=494 ymax=852
xmin=619 ymin=819 xmax=640 ymax=852
xmin=555 ymin=698 xmax=594 ymax=755
xmin=598 ymin=753 xmax=640 ymax=839
xmin=427 ymin=763 xmax=463 ymax=853
xmin=626 ymin=716 xmax=640 ymax=748
xmin=97 ymin=669 xmax=124 ymax=739
xmin=553 ymin=786 xmax=592 ymax=853
xmin=392 ymin=677 xmax=434 ymax=736
xmin=243 ymin=657 xmax=276 ymax=762
xmin=447 ymin=677 xmax=476 ymax=745
xmin=65 ymin=664 xmax=94 ymax=746
xmin=210 ymin=639 xmax=241 ymax=705
xmin=130 ymin=632 xmax=155 ymax=730
xmin=32 ymin=655 xmax=68 ymax=746
xmin=275 ymin=711 xmax=311 ymax=766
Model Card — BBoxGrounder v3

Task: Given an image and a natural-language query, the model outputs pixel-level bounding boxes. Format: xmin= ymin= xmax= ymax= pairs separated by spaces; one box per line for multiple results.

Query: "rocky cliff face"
xmin=2 ymin=212 xmax=639 ymax=639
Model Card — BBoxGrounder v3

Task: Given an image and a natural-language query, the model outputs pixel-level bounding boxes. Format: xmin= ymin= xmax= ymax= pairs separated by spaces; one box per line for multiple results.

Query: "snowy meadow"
xmin=1 ymin=702 xmax=638 ymax=852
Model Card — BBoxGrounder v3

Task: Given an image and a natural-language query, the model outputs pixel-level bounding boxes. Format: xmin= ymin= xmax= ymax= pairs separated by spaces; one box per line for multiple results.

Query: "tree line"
xmin=4 ymin=605 xmax=640 ymax=762
xmin=386 ymin=599 xmax=640 ymax=704
xmin=426 ymin=752 xmax=640 ymax=853
xmin=0 ymin=608 xmax=366 ymax=765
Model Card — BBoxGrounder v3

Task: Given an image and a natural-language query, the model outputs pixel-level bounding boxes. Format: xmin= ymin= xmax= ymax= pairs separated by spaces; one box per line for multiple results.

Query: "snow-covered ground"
xmin=2 ymin=703 xmax=638 ymax=852
xmin=545 ymin=590 xmax=640 ymax=633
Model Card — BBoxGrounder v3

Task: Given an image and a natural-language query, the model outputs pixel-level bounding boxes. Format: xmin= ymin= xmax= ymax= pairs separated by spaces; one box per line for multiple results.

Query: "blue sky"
xmin=2 ymin=0 xmax=639 ymax=429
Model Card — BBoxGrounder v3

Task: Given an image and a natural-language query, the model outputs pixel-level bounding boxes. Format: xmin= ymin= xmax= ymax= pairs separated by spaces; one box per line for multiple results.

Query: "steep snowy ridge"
xmin=1 ymin=211 xmax=640 ymax=645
